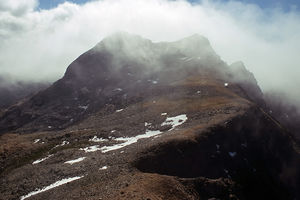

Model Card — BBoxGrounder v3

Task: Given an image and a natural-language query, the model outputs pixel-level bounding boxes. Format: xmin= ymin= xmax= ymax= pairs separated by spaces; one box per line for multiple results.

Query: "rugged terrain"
xmin=0 ymin=33 xmax=299 ymax=200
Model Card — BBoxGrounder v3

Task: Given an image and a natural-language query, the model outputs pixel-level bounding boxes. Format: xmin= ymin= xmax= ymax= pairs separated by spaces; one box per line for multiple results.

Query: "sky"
xmin=0 ymin=0 xmax=300 ymax=104
xmin=39 ymin=0 xmax=300 ymax=10
xmin=39 ymin=0 xmax=89 ymax=9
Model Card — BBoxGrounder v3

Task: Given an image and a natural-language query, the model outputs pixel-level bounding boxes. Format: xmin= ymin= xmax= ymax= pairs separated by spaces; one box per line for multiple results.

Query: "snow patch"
xmin=33 ymin=139 xmax=40 ymax=144
xmin=81 ymin=114 xmax=187 ymax=154
xmin=54 ymin=141 xmax=69 ymax=149
xmin=224 ymin=83 xmax=229 ymax=87
xmin=100 ymin=129 xmax=162 ymax=153
xmin=89 ymin=136 xmax=108 ymax=143
xmin=79 ymin=105 xmax=89 ymax=110
xmin=20 ymin=176 xmax=84 ymax=200
xmin=99 ymin=166 xmax=108 ymax=170
xmin=116 ymin=109 xmax=123 ymax=112
xmin=80 ymin=145 xmax=101 ymax=153
xmin=161 ymin=114 xmax=188 ymax=131
xmin=32 ymin=154 xmax=53 ymax=165
xmin=145 ymin=122 xmax=152 ymax=127
xmin=161 ymin=113 xmax=167 ymax=116
xmin=62 ymin=141 xmax=69 ymax=146
xmin=64 ymin=157 xmax=86 ymax=165
xmin=114 ymin=88 xmax=123 ymax=91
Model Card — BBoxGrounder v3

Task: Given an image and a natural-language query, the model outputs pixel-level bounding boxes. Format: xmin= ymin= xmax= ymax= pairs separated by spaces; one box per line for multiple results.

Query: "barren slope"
xmin=0 ymin=33 xmax=299 ymax=200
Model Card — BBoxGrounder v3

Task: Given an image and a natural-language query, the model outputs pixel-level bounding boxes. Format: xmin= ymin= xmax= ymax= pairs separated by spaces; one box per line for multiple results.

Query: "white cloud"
xmin=0 ymin=0 xmax=38 ymax=16
xmin=0 ymin=0 xmax=300 ymax=103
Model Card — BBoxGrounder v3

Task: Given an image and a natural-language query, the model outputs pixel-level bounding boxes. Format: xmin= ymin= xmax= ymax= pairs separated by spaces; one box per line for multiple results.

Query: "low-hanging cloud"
xmin=0 ymin=0 xmax=300 ymax=104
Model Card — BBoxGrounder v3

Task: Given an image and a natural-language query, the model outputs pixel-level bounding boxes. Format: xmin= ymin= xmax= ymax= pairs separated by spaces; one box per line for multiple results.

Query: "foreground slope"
xmin=0 ymin=33 xmax=299 ymax=200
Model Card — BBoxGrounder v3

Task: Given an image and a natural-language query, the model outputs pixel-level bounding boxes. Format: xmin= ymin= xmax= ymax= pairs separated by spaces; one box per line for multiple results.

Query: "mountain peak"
xmin=178 ymin=33 xmax=210 ymax=43
xmin=170 ymin=34 xmax=216 ymax=58
xmin=97 ymin=31 xmax=152 ymax=50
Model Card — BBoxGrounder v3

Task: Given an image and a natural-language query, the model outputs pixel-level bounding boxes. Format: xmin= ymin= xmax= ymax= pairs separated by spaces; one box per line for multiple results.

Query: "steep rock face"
xmin=264 ymin=92 xmax=300 ymax=141
xmin=228 ymin=61 xmax=264 ymax=106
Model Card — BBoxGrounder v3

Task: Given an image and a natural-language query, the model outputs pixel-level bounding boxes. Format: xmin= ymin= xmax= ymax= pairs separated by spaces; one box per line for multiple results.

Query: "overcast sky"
xmin=0 ymin=0 xmax=300 ymax=103
xmin=37 ymin=0 xmax=300 ymax=10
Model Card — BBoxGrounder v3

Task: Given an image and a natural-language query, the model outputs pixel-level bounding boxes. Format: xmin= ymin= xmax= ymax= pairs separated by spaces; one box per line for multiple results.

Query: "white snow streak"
xmin=80 ymin=114 xmax=187 ymax=153
xmin=32 ymin=154 xmax=53 ymax=165
xmin=53 ymin=141 xmax=69 ymax=149
xmin=33 ymin=139 xmax=40 ymax=144
xmin=100 ymin=129 xmax=163 ymax=153
xmin=80 ymin=145 xmax=101 ymax=153
xmin=20 ymin=176 xmax=84 ymax=200
xmin=64 ymin=157 xmax=86 ymax=165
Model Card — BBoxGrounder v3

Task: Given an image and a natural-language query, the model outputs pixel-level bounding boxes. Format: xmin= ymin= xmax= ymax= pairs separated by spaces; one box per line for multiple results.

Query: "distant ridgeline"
xmin=0 ymin=76 xmax=49 ymax=109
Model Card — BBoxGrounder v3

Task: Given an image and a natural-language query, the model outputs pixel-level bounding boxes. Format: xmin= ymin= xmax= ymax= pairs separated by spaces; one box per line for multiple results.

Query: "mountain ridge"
xmin=0 ymin=33 xmax=299 ymax=200
xmin=0 ymin=33 xmax=262 ymax=134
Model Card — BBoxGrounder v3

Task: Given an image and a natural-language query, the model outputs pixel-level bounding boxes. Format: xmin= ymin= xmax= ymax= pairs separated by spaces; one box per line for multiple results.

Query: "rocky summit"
xmin=0 ymin=32 xmax=299 ymax=200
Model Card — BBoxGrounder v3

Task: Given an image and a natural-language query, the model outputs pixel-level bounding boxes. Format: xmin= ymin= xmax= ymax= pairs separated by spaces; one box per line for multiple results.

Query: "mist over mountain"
xmin=0 ymin=76 xmax=49 ymax=109
xmin=1 ymin=0 xmax=300 ymax=113
xmin=0 ymin=32 xmax=262 ymax=134
xmin=0 ymin=33 xmax=299 ymax=200
xmin=264 ymin=91 xmax=300 ymax=141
